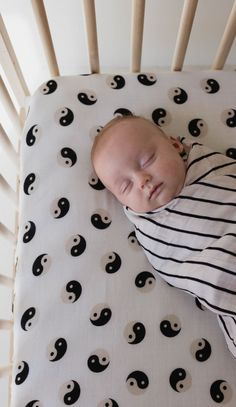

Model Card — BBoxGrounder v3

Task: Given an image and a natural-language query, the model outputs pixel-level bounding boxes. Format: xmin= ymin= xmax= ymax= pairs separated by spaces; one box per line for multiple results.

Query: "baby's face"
xmin=93 ymin=118 xmax=186 ymax=212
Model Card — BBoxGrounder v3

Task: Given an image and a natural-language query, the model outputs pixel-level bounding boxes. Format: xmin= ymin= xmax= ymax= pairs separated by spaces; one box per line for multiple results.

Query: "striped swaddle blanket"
xmin=125 ymin=141 xmax=236 ymax=356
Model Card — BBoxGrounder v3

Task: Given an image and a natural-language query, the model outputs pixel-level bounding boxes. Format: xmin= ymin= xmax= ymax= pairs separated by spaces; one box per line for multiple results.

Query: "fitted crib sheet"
xmin=12 ymin=71 xmax=236 ymax=406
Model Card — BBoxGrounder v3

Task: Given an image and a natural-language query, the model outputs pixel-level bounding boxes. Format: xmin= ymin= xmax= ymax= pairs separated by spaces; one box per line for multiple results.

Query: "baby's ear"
xmin=169 ymin=136 xmax=184 ymax=154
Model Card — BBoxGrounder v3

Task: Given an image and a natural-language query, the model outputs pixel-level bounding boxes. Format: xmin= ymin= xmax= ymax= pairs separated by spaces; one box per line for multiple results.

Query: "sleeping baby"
xmin=91 ymin=115 xmax=236 ymax=358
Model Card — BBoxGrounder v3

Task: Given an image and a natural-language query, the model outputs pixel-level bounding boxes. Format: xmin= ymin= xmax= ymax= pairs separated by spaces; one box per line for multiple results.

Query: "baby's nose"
xmin=138 ymin=173 xmax=152 ymax=190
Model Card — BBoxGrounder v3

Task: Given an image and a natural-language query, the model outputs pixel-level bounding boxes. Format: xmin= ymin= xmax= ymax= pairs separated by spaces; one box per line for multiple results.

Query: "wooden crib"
xmin=0 ymin=1 xmax=235 ymax=406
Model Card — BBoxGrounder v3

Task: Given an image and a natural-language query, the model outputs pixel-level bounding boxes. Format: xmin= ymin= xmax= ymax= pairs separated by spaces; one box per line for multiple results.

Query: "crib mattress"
xmin=12 ymin=71 xmax=236 ymax=406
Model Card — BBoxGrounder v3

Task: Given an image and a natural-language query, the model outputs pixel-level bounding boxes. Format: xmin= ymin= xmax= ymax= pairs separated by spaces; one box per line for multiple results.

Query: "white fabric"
xmin=125 ymin=141 xmax=236 ymax=355
xmin=12 ymin=71 xmax=236 ymax=406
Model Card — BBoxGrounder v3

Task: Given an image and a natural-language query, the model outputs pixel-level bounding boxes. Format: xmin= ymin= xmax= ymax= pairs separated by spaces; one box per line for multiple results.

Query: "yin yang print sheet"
xmin=12 ymin=71 xmax=236 ymax=406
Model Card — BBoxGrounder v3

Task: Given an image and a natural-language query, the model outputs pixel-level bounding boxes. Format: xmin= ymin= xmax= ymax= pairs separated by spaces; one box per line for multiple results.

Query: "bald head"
xmin=91 ymin=115 xmax=165 ymax=167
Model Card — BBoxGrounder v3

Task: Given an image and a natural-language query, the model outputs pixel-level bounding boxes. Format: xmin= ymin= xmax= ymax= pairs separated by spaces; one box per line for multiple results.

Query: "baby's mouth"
xmin=148 ymin=183 xmax=163 ymax=200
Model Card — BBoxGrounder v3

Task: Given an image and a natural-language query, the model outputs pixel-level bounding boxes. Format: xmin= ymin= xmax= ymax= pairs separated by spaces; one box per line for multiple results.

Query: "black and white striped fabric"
xmin=125 ymin=141 xmax=236 ymax=356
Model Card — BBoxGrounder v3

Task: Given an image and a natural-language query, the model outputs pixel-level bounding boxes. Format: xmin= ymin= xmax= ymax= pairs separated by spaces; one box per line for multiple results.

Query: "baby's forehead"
xmin=95 ymin=117 xmax=164 ymax=162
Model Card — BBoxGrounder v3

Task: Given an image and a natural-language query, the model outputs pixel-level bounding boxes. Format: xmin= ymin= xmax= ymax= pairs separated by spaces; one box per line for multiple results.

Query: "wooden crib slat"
xmin=0 ymin=319 xmax=13 ymax=330
xmin=82 ymin=0 xmax=100 ymax=73
xmin=212 ymin=0 xmax=236 ymax=69
xmin=0 ymin=273 xmax=14 ymax=288
xmin=0 ymin=77 xmax=22 ymax=134
xmin=0 ymin=175 xmax=18 ymax=207
xmin=171 ymin=0 xmax=198 ymax=71
xmin=31 ymin=0 xmax=59 ymax=77
xmin=0 ymin=14 xmax=30 ymax=105
xmin=0 ymin=223 xmax=16 ymax=246
xmin=0 ymin=124 xmax=18 ymax=169
xmin=0 ymin=365 xmax=12 ymax=379
xmin=130 ymin=0 xmax=146 ymax=72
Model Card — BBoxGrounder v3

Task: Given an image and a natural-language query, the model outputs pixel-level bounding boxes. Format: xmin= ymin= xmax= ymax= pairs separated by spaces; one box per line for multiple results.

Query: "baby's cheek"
xmin=167 ymin=157 xmax=185 ymax=180
xmin=114 ymin=190 xmax=131 ymax=208
xmin=118 ymin=195 xmax=127 ymax=206
xmin=123 ymin=194 xmax=135 ymax=210
xmin=163 ymin=164 xmax=185 ymax=198
xmin=155 ymin=187 xmax=171 ymax=207
xmin=127 ymin=192 xmax=146 ymax=212
xmin=160 ymin=161 xmax=176 ymax=179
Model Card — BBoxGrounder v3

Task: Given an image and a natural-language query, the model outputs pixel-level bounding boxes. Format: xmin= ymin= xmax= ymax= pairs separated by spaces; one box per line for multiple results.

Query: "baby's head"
xmin=91 ymin=115 xmax=186 ymax=212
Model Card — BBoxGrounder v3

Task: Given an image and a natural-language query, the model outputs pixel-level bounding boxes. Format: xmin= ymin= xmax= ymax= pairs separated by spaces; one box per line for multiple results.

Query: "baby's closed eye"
xmin=140 ymin=153 xmax=155 ymax=168
xmin=120 ymin=180 xmax=132 ymax=194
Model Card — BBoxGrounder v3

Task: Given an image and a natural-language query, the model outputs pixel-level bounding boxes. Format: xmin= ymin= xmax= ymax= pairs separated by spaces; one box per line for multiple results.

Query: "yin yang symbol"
xmin=15 ymin=361 xmax=29 ymax=385
xmin=160 ymin=315 xmax=181 ymax=337
xmin=87 ymin=349 xmax=110 ymax=373
xmin=137 ymin=73 xmax=157 ymax=86
xmin=57 ymin=147 xmax=77 ymax=167
xmin=32 ymin=253 xmax=51 ymax=276
xmin=190 ymin=338 xmax=211 ymax=362
xmin=59 ymin=380 xmax=81 ymax=405
xmin=55 ymin=107 xmax=74 ymax=126
xmin=61 ymin=280 xmax=82 ymax=303
xmin=221 ymin=109 xmax=236 ymax=128
xmin=77 ymin=89 xmax=97 ymax=105
xmin=40 ymin=79 xmax=57 ymax=94
xmin=152 ymin=108 xmax=171 ymax=127
xmin=226 ymin=148 xmax=236 ymax=159
xmin=25 ymin=401 xmax=42 ymax=407
xmin=90 ymin=303 xmax=112 ymax=326
xmin=107 ymin=75 xmax=126 ymax=89
xmin=124 ymin=321 xmax=146 ymax=344
xmin=26 ymin=125 xmax=41 ymax=146
xmin=66 ymin=234 xmax=86 ymax=257
xmin=47 ymin=337 xmax=67 ymax=362
xmin=169 ymin=368 xmax=192 ymax=392
xmin=21 ymin=307 xmax=37 ymax=331
xmin=91 ymin=210 xmax=112 ymax=229
xmin=188 ymin=118 xmax=208 ymax=137
xmin=169 ymin=87 xmax=188 ymax=104
xmin=113 ymin=108 xmax=133 ymax=117
xmin=89 ymin=173 xmax=105 ymax=190
xmin=102 ymin=252 xmax=121 ymax=274
xmin=135 ymin=271 xmax=156 ymax=292
xmin=201 ymin=78 xmax=220 ymax=94
xmin=126 ymin=370 xmax=149 ymax=395
xmin=51 ymin=197 xmax=70 ymax=219
xmin=98 ymin=398 xmax=119 ymax=407
xmin=23 ymin=173 xmax=39 ymax=195
xmin=23 ymin=221 xmax=36 ymax=243
xmin=128 ymin=231 xmax=140 ymax=250
xmin=210 ymin=380 xmax=232 ymax=404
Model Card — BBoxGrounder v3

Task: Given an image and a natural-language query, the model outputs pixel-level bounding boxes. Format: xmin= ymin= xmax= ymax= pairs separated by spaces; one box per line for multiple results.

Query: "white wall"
xmin=0 ymin=0 xmax=235 ymax=95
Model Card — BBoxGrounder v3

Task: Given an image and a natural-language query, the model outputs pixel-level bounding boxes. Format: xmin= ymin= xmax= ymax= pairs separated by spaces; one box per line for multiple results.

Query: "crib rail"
xmin=0 ymin=142 xmax=16 ymax=401
xmin=0 ymin=18 xmax=21 ymax=403
xmin=171 ymin=0 xmax=198 ymax=71
xmin=0 ymin=15 xmax=29 ymax=109
xmin=0 ymin=0 xmax=235 ymax=406
xmin=29 ymin=0 xmax=236 ymax=78
xmin=212 ymin=0 xmax=236 ymax=69
xmin=82 ymin=0 xmax=100 ymax=73
xmin=31 ymin=0 xmax=59 ymax=77
xmin=131 ymin=0 xmax=146 ymax=72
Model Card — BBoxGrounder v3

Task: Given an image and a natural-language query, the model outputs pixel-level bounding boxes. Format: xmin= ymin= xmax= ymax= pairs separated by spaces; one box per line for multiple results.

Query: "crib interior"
xmin=0 ymin=1 xmax=236 ymax=406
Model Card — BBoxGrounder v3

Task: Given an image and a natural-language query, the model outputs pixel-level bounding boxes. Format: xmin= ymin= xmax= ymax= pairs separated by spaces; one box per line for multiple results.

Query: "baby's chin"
xmin=127 ymin=201 xmax=160 ymax=213
xmin=127 ymin=195 xmax=174 ymax=213
xmin=129 ymin=204 xmax=159 ymax=213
